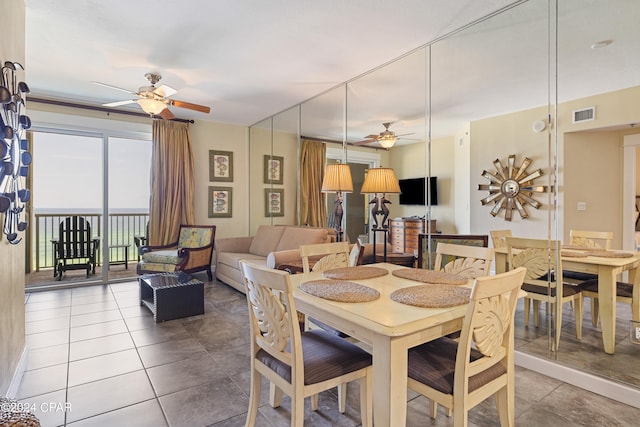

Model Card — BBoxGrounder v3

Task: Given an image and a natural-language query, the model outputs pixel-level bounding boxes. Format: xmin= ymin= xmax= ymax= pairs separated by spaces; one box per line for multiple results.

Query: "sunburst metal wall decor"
xmin=478 ymin=154 xmax=548 ymax=221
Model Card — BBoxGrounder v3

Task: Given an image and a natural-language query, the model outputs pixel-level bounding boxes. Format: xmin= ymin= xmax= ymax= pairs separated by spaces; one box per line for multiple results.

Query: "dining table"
xmin=493 ymin=246 xmax=640 ymax=354
xmin=288 ymin=262 xmax=473 ymax=427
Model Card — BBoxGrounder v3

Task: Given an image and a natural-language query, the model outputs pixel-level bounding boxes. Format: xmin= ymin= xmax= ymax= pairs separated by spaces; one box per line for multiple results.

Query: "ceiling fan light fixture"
xmin=137 ymin=98 xmax=166 ymax=115
xmin=378 ymin=134 xmax=398 ymax=148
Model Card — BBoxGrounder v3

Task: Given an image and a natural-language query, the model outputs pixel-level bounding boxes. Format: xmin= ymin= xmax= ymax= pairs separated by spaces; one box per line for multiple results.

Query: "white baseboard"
xmin=515 ymin=350 xmax=640 ymax=409
xmin=5 ymin=346 xmax=27 ymax=398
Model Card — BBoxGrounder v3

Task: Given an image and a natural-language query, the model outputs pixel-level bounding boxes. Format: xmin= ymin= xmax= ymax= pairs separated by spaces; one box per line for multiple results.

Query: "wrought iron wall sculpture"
xmin=0 ymin=60 xmax=31 ymax=244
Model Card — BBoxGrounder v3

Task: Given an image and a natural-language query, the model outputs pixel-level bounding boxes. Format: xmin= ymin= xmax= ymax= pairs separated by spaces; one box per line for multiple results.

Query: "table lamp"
xmin=321 ymin=163 xmax=353 ymax=241
xmin=361 ymin=167 xmax=401 ymax=229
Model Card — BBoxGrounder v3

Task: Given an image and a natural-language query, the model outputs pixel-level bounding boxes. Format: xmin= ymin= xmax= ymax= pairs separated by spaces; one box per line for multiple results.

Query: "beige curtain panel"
xmin=299 ymin=139 xmax=327 ymax=227
xmin=149 ymin=120 xmax=196 ymax=246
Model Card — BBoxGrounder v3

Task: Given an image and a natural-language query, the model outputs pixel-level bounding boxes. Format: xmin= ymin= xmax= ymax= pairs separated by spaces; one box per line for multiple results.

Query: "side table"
xmin=139 ymin=272 xmax=204 ymax=322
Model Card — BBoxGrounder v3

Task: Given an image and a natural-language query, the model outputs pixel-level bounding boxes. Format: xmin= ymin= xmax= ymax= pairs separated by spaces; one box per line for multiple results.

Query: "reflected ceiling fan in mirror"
xmin=92 ymin=72 xmax=211 ymax=120
xmin=353 ymin=122 xmax=415 ymax=149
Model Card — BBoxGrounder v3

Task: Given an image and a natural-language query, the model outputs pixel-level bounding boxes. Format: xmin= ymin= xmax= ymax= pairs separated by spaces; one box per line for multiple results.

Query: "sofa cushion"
xmin=275 ymin=227 xmax=328 ymax=252
xmin=248 ymin=225 xmax=286 ymax=256
xmin=217 ymin=251 xmax=266 ymax=270
xmin=141 ymin=249 xmax=181 ymax=265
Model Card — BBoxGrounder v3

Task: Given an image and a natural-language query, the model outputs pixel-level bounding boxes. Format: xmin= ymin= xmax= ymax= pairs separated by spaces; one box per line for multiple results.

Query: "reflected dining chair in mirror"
xmin=239 ymin=261 xmax=373 ymax=427
xmin=489 ymin=229 xmax=512 ymax=249
xmin=407 ymin=267 xmax=527 ymax=426
xmin=418 ymin=234 xmax=489 ymax=270
xmin=505 ymin=237 xmax=583 ymax=351
xmin=433 ymin=242 xmax=494 ymax=279
xmin=137 ymin=224 xmax=216 ymax=280
xmin=563 ymin=229 xmax=614 ymax=285
xmin=349 ymin=238 xmax=365 ymax=267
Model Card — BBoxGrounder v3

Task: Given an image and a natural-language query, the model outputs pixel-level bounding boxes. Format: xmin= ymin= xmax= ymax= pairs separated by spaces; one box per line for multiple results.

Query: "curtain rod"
xmin=301 ymin=135 xmax=380 ymax=150
xmin=27 ymin=96 xmax=195 ymax=124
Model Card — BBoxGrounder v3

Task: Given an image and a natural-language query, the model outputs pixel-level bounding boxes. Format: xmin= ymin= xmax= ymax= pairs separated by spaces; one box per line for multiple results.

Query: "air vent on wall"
xmin=572 ymin=106 xmax=596 ymax=124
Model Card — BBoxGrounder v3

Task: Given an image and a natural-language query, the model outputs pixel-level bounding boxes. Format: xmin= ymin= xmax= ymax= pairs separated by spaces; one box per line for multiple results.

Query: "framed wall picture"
xmin=264 ymin=188 xmax=284 ymax=217
xmin=208 ymin=186 xmax=232 ymax=218
xmin=210 ymin=150 xmax=233 ymax=182
xmin=263 ymin=155 xmax=283 ymax=184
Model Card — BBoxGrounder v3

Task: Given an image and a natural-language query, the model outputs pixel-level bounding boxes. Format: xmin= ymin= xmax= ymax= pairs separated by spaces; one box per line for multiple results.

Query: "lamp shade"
xmin=322 ymin=163 xmax=353 ymax=193
xmin=137 ymin=98 xmax=167 ymax=115
xmin=360 ymin=167 xmax=401 ymax=193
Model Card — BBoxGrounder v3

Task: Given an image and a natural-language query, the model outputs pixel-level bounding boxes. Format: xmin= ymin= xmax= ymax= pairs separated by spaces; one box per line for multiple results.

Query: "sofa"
xmin=214 ymin=225 xmax=335 ymax=293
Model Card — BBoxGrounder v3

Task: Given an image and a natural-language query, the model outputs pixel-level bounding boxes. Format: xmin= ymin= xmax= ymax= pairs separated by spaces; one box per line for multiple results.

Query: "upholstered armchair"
xmin=137 ymin=224 xmax=216 ymax=280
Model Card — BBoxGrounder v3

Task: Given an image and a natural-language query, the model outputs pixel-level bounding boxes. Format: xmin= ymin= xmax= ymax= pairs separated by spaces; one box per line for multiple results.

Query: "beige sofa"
xmin=214 ymin=225 xmax=335 ymax=293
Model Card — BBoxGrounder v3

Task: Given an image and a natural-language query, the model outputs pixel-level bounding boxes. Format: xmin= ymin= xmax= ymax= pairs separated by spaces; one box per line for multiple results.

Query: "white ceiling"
xmin=24 ymin=0 xmax=518 ymax=125
xmin=23 ymin=0 xmax=640 ymax=141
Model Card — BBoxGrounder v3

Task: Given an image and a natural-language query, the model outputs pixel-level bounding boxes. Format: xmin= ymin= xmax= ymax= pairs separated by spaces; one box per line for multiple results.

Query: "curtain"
xmin=149 ymin=120 xmax=195 ymax=245
xmin=299 ymin=139 xmax=327 ymax=227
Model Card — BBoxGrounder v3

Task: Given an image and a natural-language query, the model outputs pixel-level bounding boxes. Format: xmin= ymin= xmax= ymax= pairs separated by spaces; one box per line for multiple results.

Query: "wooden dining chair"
xmin=506 ymin=237 xmax=583 ymax=351
xmin=434 ymin=242 xmax=494 ymax=279
xmin=407 ymin=267 xmax=527 ymax=426
xmin=240 ymin=261 xmax=373 ymax=427
xmin=563 ymin=229 xmax=614 ymax=285
xmin=490 ymin=229 xmax=512 ymax=249
xmin=300 ymin=241 xmax=350 ymax=273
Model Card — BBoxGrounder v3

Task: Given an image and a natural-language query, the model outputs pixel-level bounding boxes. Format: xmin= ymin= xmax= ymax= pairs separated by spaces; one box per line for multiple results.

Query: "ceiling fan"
xmin=93 ymin=72 xmax=211 ymax=120
xmin=352 ymin=122 xmax=415 ymax=149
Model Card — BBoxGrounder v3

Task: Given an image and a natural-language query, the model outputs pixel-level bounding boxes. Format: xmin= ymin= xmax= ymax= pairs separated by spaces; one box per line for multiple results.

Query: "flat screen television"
xmin=398 ymin=177 xmax=438 ymax=205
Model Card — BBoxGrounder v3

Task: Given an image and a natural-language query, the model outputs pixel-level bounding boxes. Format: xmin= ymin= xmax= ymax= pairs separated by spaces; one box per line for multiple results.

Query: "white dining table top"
xmin=288 ymin=262 xmax=471 ymax=338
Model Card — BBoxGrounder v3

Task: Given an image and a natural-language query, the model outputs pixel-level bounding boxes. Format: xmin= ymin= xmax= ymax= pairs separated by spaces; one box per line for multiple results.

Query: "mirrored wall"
xmin=248 ymin=0 xmax=640 ymax=390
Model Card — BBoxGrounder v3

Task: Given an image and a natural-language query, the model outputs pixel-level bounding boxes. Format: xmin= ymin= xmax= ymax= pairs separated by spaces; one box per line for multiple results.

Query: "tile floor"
xmin=13 ymin=277 xmax=640 ymax=426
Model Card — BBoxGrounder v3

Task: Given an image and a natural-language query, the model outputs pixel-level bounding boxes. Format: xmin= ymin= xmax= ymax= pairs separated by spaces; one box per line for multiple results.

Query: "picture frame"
xmin=209 ymin=150 xmax=233 ymax=182
xmin=208 ymin=186 xmax=233 ymax=218
xmin=263 ymin=155 xmax=283 ymax=185
xmin=264 ymin=188 xmax=284 ymax=217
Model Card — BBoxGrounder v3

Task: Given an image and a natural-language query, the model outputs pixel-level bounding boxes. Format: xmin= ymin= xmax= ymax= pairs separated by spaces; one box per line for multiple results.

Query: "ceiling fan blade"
xmin=102 ymin=99 xmax=137 ymax=107
xmin=395 ymin=132 xmax=416 ymax=137
xmin=92 ymin=81 xmax=137 ymax=95
xmin=169 ymin=99 xmax=211 ymax=114
xmin=153 ymin=84 xmax=177 ymax=98
xmin=352 ymin=139 xmax=377 ymax=146
xmin=363 ymin=134 xmax=379 ymax=139
xmin=158 ymin=108 xmax=175 ymax=120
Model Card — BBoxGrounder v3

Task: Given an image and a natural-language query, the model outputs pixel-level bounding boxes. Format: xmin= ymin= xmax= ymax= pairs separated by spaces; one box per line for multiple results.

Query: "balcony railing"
xmin=34 ymin=212 xmax=149 ymax=271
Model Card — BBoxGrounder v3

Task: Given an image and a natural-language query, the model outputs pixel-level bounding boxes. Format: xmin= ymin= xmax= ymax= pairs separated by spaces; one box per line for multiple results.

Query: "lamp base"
xmin=333 ymin=193 xmax=344 ymax=242
xmin=369 ymin=194 xmax=391 ymax=229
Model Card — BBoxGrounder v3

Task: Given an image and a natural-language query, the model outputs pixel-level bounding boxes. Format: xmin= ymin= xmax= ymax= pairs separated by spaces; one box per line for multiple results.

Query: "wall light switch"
xmin=577 ymin=202 xmax=587 ymax=211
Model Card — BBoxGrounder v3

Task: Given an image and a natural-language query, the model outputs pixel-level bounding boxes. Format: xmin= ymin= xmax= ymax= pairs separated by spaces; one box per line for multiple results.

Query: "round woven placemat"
xmin=561 ymin=250 xmax=588 ymax=258
xmin=322 ymin=266 xmax=388 ymax=280
xmin=391 ymin=269 xmax=468 ymax=285
xmin=300 ymin=279 xmax=380 ymax=303
xmin=585 ymin=250 xmax=634 ymax=258
xmin=561 ymin=244 xmax=590 ymax=251
xmin=390 ymin=284 xmax=472 ymax=308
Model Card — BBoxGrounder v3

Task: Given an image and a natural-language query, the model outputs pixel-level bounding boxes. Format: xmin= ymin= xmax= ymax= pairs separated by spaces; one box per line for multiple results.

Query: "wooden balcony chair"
xmin=506 ymin=237 xmax=583 ymax=351
xmin=137 ymin=224 xmax=216 ymax=280
xmin=407 ymin=267 xmax=527 ymax=426
xmin=239 ymin=261 xmax=373 ymax=427
xmin=51 ymin=216 xmax=100 ymax=281
xmin=434 ymin=242 xmax=494 ymax=279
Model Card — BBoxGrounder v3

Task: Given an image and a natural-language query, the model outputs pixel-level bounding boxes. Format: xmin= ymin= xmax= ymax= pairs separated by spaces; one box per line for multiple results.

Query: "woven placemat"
xmin=391 ymin=269 xmax=468 ymax=285
xmin=300 ymin=279 xmax=380 ymax=302
xmin=390 ymin=284 xmax=472 ymax=308
xmin=322 ymin=266 xmax=388 ymax=280
xmin=585 ymin=250 xmax=634 ymax=258
xmin=561 ymin=250 xmax=588 ymax=258
xmin=562 ymin=244 xmax=590 ymax=251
